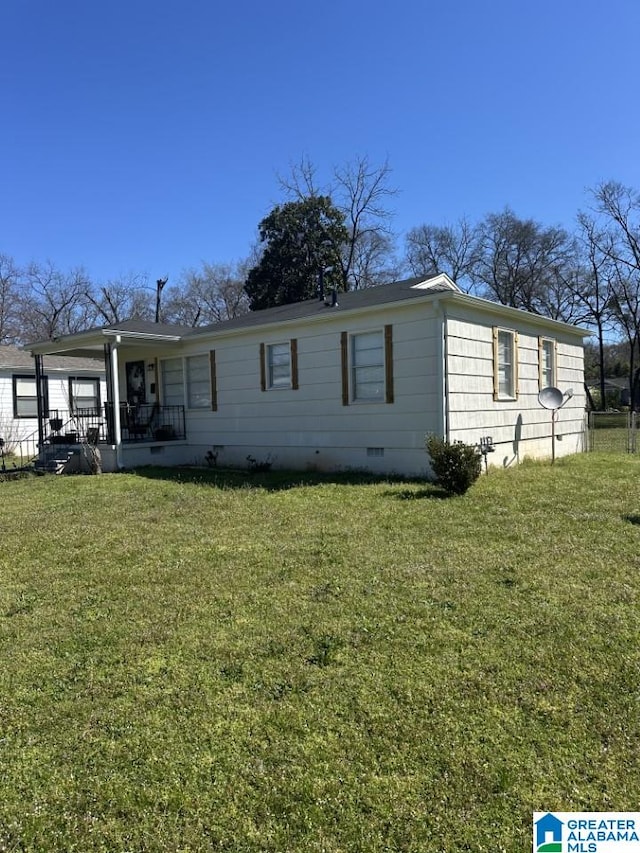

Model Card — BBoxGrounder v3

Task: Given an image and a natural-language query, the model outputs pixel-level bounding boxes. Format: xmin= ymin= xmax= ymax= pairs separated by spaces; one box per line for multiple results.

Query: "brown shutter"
xmin=341 ymin=331 xmax=349 ymax=405
xmin=384 ymin=324 xmax=394 ymax=404
xmin=290 ymin=339 xmax=299 ymax=390
xmin=259 ymin=343 xmax=266 ymax=391
xmin=209 ymin=350 xmax=217 ymax=411
xmin=538 ymin=336 xmax=544 ymax=390
xmin=514 ymin=331 xmax=520 ymax=398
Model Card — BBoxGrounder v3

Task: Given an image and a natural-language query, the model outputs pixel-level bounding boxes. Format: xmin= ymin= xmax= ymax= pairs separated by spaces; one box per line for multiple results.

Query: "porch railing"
xmin=1 ymin=404 xmax=186 ymax=471
xmin=1 ymin=427 xmax=41 ymax=470
xmin=45 ymin=403 xmax=186 ymax=445
xmin=104 ymin=402 xmax=186 ymax=443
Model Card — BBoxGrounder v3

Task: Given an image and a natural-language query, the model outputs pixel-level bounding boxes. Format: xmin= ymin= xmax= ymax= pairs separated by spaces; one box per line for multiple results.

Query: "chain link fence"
xmin=588 ymin=411 xmax=638 ymax=453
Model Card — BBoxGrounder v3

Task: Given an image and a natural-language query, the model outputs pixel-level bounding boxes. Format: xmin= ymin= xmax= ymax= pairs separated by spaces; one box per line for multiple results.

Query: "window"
xmin=351 ymin=330 xmax=384 ymax=401
xmin=186 ymin=354 xmax=211 ymax=409
xmin=13 ymin=375 xmax=48 ymax=418
xmin=69 ymin=377 xmax=100 ymax=414
xmin=539 ymin=338 xmax=556 ymax=389
xmin=161 ymin=357 xmax=184 ymax=407
xmin=341 ymin=326 xmax=393 ymax=405
xmin=267 ymin=342 xmax=291 ymax=388
xmin=260 ymin=340 xmax=298 ymax=391
xmin=160 ymin=356 xmax=213 ymax=410
xmin=493 ymin=328 xmax=518 ymax=400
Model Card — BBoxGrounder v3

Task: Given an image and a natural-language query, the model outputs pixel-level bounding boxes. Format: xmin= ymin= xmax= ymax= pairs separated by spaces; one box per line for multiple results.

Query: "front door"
xmin=125 ymin=360 xmax=146 ymax=406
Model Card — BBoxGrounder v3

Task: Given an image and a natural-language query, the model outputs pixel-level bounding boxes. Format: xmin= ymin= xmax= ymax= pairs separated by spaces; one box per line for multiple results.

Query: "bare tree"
xmin=164 ymin=261 xmax=250 ymax=326
xmin=17 ymin=261 xmax=92 ymax=343
xmin=348 ymin=229 xmax=403 ymax=290
xmin=590 ymin=181 xmax=640 ymax=273
xmin=471 ymin=208 xmax=576 ymax=316
xmin=610 ymin=275 xmax=640 ymax=408
xmin=333 ymin=156 xmax=398 ymax=289
xmin=279 ymin=155 xmax=398 ymax=289
xmin=405 ymin=219 xmax=479 ymax=288
xmin=83 ymin=273 xmax=155 ymax=325
xmin=0 ymin=254 xmax=20 ymax=344
xmin=568 ymin=213 xmax=617 ymax=408
xmin=586 ymin=181 xmax=640 ymax=408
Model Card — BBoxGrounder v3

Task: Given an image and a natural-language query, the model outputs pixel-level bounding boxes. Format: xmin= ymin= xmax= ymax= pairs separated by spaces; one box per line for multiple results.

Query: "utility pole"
xmin=155 ymin=277 xmax=168 ymax=323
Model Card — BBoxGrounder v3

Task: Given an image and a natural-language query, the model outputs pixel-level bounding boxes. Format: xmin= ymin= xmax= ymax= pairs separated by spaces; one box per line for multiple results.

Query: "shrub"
xmin=426 ymin=434 xmax=482 ymax=495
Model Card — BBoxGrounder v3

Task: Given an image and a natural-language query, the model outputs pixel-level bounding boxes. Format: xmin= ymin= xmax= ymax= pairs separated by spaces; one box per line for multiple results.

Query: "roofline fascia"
xmin=3 ymin=365 xmax=106 ymax=374
xmin=101 ymin=329 xmax=184 ymax=343
xmin=26 ymin=334 xmax=107 ymax=355
xmin=27 ymin=327 xmax=185 ymax=355
xmin=439 ymin=291 xmax=589 ymax=338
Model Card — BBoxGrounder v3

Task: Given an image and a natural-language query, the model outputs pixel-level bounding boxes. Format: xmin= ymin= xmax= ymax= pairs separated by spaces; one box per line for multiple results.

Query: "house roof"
xmin=0 ymin=344 xmax=105 ymax=373
xmin=172 ymin=272 xmax=586 ymax=340
xmin=94 ymin=318 xmax=195 ymax=337
xmin=25 ymin=273 xmax=587 ymax=356
xmin=183 ymin=275 xmax=459 ymax=336
xmin=586 ymin=376 xmax=628 ymax=391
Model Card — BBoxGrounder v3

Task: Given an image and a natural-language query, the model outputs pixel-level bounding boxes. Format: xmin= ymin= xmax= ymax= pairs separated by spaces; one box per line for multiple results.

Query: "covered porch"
xmin=27 ymin=320 xmax=192 ymax=472
xmin=43 ymin=402 xmax=186 ymax=446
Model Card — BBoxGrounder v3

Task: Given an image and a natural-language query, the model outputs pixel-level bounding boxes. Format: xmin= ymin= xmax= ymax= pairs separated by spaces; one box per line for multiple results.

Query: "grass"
xmin=1 ymin=455 xmax=640 ymax=851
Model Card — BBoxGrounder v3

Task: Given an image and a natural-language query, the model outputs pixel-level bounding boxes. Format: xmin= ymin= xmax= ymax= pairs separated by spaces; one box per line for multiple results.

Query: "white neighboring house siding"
xmin=0 ymin=364 xmax=106 ymax=452
xmin=445 ymin=308 xmax=586 ymax=466
xmin=143 ymin=300 xmax=444 ymax=475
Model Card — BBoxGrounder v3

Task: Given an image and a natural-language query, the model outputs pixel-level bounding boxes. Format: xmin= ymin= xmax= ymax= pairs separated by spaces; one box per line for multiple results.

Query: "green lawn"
xmin=1 ymin=456 xmax=639 ymax=852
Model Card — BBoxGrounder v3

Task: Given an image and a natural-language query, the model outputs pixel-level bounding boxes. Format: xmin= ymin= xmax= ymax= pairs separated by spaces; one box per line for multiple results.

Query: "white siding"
xmin=445 ymin=309 xmax=586 ymax=466
xmin=73 ymin=294 xmax=588 ymax=475
xmin=110 ymin=299 xmax=586 ymax=475
xmin=0 ymin=370 xmax=107 ymax=456
xmin=142 ymin=303 xmax=445 ymax=476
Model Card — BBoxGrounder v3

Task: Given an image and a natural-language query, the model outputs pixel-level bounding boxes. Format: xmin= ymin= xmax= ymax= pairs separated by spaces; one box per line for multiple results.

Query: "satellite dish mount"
xmin=537 ymin=387 xmax=574 ymax=463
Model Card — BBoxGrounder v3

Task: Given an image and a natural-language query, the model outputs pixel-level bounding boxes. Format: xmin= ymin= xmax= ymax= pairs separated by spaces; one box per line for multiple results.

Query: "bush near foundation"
xmin=426 ymin=434 xmax=482 ymax=495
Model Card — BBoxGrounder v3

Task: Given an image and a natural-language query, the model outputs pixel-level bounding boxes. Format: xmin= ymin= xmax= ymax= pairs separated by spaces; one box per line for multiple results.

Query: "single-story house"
xmin=24 ymin=274 xmax=587 ymax=475
xmin=585 ymin=376 xmax=631 ymax=409
xmin=0 ymin=344 xmax=106 ymax=463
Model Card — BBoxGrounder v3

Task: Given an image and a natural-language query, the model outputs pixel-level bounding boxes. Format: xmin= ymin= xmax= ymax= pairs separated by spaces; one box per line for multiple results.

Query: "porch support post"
xmin=34 ymin=354 xmax=45 ymax=448
xmin=103 ymin=342 xmax=113 ymax=441
xmin=110 ymin=337 xmax=124 ymax=469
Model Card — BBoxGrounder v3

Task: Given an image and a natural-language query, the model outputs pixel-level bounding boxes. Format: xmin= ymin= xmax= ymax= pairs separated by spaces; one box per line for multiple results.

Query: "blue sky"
xmin=2 ymin=0 xmax=639 ymax=286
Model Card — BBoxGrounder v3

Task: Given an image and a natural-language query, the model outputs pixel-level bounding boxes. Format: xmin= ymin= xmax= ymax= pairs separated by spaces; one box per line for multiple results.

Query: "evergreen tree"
xmin=244 ymin=196 xmax=348 ymax=310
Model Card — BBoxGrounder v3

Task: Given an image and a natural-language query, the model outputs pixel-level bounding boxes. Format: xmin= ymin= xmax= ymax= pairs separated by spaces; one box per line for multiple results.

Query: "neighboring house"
xmin=0 ymin=344 xmax=106 ymax=459
xmin=586 ymin=376 xmax=630 ymax=409
xmin=24 ymin=274 xmax=587 ymax=475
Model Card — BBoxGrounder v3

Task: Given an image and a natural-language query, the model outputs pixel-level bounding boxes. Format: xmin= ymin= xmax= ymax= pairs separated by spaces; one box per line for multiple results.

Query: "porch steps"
xmin=34 ymin=448 xmax=76 ymax=475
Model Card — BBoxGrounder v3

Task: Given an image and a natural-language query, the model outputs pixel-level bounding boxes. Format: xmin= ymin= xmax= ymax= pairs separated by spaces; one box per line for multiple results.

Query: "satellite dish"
xmin=538 ymin=386 xmax=564 ymax=410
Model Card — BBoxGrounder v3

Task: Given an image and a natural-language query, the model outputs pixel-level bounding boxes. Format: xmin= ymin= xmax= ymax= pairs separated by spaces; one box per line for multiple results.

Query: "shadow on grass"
xmin=623 ymin=514 xmax=640 ymax=526
xmin=132 ymin=464 xmax=422 ymax=493
xmin=389 ymin=487 xmax=452 ymax=500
